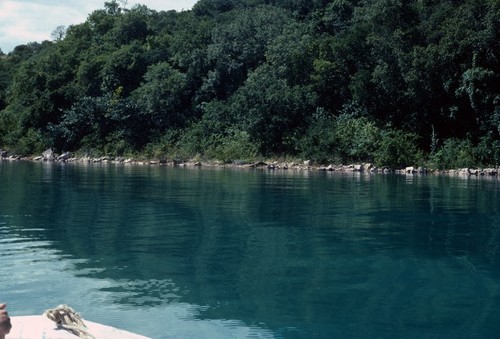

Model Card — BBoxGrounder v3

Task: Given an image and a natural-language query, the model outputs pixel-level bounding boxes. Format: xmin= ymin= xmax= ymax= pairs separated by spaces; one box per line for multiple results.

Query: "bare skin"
xmin=0 ymin=304 xmax=11 ymax=339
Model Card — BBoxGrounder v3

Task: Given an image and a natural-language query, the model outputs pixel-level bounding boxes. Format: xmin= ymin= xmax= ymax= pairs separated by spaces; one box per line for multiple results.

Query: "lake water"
xmin=1 ymin=161 xmax=500 ymax=338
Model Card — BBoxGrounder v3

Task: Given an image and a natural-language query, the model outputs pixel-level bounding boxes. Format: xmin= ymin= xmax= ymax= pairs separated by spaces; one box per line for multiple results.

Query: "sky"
xmin=0 ymin=0 xmax=198 ymax=53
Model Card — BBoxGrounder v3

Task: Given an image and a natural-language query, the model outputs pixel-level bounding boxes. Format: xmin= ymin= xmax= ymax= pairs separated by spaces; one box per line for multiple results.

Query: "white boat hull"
xmin=7 ymin=315 xmax=151 ymax=339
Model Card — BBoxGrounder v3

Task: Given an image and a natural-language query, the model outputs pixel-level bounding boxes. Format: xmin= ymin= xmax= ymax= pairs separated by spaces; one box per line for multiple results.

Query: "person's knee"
xmin=0 ymin=303 xmax=12 ymax=336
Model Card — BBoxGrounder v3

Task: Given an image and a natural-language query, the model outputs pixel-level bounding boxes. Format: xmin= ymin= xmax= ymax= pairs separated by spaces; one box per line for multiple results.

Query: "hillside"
xmin=0 ymin=0 xmax=499 ymax=169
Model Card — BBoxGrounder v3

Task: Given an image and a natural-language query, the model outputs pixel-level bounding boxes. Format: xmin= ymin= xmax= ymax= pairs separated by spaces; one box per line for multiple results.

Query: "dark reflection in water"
xmin=1 ymin=161 xmax=500 ymax=338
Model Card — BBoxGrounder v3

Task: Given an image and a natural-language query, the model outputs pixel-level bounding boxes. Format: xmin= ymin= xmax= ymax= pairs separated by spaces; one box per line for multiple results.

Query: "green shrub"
xmin=334 ymin=115 xmax=379 ymax=162
xmin=103 ymin=139 xmax=131 ymax=157
xmin=204 ymin=128 xmax=258 ymax=163
xmin=374 ymin=129 xmax=420 ymax=168
xmin=15 ymin=128 xmax=49 ymax=155
xmin=174 ymin=123 xmax=205 ymax=161
xmin=300 ymin=114 xmax=380 ymax=164
xmin=299 ymin=114 xmax=337 ymax=163
xmin=474 ymin=134 xmax=500 ymax=167
xmin=428 ymin=138 xmax=475 ymax=169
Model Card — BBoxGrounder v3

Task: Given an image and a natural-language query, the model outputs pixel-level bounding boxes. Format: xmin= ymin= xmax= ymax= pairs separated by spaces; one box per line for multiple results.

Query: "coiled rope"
xmin=44 ymin=304 xmax=96 ymax=339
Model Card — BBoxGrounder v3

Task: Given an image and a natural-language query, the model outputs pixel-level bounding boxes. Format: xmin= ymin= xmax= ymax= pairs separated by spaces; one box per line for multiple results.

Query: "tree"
xmin=51 ymin=26 xmax=67 ymax=42
xmin=105 ymin=0 xmax=122 ymax=15
xmin=230 ymin=64 xmax=317 ymax=154
xmin=7 ymin=45 xmax=70 ymax=130
xmin=132 ymin=62 xmax=190 ymax=134
xmin=201 ymin=5 xmax=291 ymax=100
xmin=192 ymin=0 xmax=242 ymax=16
xmin=111 ymin=5 xmax=152 ymax=45
xmin=265 ymin=22 xmax=314 ymax=85
xmin=100 ymin=42 xmax=147 ymax=95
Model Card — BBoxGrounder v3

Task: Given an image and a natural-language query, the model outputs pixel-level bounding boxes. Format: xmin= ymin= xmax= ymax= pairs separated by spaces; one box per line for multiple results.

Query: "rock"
xmin=253 ymin=161 xmax=267 ymax=167
xmin=194 ymin=162 xmax=202 ymax=167
xmin=42 ymin=148 xmax=55 ymax=161
xmin=468 ymin=168 xmax=479 ymax=175
xmin=303 ymin=160 xmax=311 ymax=166
xmin=483 ymin=168 xmax=497 ymax=176
xmin=57 ymin=152 xmax=71 ymax=161
xmin=405 ymin=166 xmax=416 ymax=174
xmin=0 ymin=150 xmax=7 ymax=158
xmin=33 ymin=156 xmax=43 ymax=161
xmin=353 ymin=164 xmax=363 ymax=171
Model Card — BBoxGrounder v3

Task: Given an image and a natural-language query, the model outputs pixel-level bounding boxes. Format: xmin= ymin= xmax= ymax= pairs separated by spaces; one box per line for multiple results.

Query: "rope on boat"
xmin=44 ymin=304 xmax=96 ymax=339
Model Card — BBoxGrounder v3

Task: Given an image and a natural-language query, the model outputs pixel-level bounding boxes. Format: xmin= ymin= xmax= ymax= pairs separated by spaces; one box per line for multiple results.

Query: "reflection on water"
xmin=0 ymin=223 xmax=275 ymax=338
xmin=1 ymin=161 xmax=500 ymax=338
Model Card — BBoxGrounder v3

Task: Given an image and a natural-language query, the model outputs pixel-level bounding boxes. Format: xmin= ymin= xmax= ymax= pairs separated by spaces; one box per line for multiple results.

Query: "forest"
xmin=0 ymin=0 xmax=498 ymax=169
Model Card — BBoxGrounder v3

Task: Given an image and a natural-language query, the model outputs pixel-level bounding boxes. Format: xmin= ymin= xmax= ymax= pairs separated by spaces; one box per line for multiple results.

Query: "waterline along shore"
xmin=1 ymin=149 xmax=498 ymax=178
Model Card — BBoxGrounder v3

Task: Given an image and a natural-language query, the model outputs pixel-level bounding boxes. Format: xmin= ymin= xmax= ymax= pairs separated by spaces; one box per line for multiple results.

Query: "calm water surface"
xmin=1 ymin=161 xmax=500 ymax=338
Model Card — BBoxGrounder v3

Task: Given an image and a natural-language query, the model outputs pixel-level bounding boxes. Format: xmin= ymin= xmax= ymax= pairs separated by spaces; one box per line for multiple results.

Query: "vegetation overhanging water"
xmin=0 ymin=0 xmax=499 ymax=170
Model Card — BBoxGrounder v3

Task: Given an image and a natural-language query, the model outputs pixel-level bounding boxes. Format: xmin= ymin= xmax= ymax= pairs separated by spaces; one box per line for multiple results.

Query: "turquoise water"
xmin=1 ymin=161 xmax=500 ymax=338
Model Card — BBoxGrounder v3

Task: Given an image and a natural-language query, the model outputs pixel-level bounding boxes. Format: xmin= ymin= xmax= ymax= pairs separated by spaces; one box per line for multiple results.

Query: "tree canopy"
xmin=0 ymin=0 xmax=499 ymax=168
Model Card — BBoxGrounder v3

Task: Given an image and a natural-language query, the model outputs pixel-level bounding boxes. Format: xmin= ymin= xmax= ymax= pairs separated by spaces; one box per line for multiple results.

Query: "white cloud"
xmin=0 ymin=0 xmax=198 ymax=53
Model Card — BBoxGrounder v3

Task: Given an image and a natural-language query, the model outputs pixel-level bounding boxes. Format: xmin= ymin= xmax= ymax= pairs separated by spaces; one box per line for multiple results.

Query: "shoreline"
xmin=1 ymin=152 xmax=498 ymax=178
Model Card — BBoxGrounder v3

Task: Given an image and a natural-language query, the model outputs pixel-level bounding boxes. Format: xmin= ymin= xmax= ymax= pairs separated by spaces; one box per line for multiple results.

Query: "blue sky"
xmin=0 ymin=0 xmax=198 ymax=53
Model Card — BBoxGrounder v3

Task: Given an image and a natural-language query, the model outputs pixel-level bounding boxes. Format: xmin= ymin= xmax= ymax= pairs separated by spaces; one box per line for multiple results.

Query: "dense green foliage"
xmin=0 ymin=0 xmax=499 ymax=168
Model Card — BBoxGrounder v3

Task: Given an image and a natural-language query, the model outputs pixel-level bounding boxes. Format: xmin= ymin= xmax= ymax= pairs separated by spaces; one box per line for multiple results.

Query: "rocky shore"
xmin=1 ymin=148 xmax=498 ymax=177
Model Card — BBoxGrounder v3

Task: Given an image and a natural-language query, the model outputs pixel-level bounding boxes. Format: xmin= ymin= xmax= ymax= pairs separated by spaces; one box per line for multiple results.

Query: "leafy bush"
xmin=428 ymin=138 xmax=476 ymax=169
xmin=299 ymin=113 xmax=337 ymax=164
xmin=204 ymin=128 xmax=258 ymax=163
xmin=474 ymin=134 xmax=500 ymax=167
xmin=300 ymin=114 xmax=380 ymax=164
xmin=334 ymin=115 xmax=379 ymax=162
xmin=374 ymin=129 xmax=420 ymax=168
xmin=15 ymin=128 xmax=49 ymax=155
